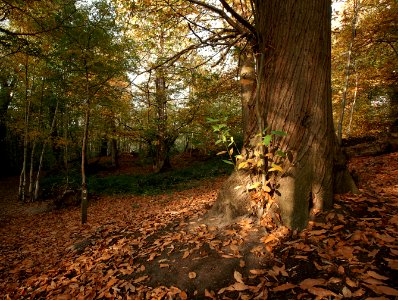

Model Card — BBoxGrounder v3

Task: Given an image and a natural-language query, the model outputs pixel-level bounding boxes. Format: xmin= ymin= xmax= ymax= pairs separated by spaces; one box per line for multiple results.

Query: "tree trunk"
xmin=337 ymin=0 xmax=360 ymax=144
xmin=33 ymin=99 xmax=59 ymax=201
xmin=81 ymin=66 xmax=90 ymax=224
xmin=0 ymin=77 xmax=15 ymax=177
xmin=19 ymin=56 xmax=31 ymax=202
xmin=154 ymin=68 xmax=171 ymax=172
xmin=347 ymin=72 xmax=359 ymax=136
xmin=208 ymin=0 xmax=357 ymax=230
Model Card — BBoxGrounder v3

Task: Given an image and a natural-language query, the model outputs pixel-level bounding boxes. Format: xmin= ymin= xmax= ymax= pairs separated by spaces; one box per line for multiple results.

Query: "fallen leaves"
xmin=1 ymin=153 xmax=398 ymax=299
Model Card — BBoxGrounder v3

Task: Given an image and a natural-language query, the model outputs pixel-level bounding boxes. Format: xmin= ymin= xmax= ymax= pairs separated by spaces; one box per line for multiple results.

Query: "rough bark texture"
xmin=208 ymin=0 xmax=356 ymax=230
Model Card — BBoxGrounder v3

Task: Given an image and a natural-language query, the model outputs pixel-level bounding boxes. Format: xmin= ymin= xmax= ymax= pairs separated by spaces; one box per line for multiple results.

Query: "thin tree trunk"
xmin=111 ymin=122 xmax=118 ymax=168
xmin=347 ymin=72 xmax=359 ymax=136
xmin=337 ymin=0 xmax=360 ymax=144
xmin=28 ymin=141 xmax=36 ymax=201
xmin=64 ymin=104 xmax=70 ymax=187
xmin=81 ymin=66 xmax=90 ymax=224
xmin=19 ymin=56 xmax=31 ymax=202
xmin=154 ymin=67 xmax=169 ymax=172
xmin=34 ymin=99 xmax=59 ymax=201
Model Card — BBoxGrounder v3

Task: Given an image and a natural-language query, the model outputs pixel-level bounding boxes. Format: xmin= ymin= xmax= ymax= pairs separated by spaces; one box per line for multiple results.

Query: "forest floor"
xmin=1 ymin=152 xmax=398 ymax=299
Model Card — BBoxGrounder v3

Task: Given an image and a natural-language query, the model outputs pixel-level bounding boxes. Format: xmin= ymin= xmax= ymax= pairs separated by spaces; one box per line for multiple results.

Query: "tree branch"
xmin=218 ymin=0 xmax=256 ymax=36
xmin=186 ymin=0 xmax=246 ymax=34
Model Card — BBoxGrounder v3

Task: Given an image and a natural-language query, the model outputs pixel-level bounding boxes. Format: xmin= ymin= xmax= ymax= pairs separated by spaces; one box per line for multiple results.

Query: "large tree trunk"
xmin=208 ymin=0 xmax=357 ymax=230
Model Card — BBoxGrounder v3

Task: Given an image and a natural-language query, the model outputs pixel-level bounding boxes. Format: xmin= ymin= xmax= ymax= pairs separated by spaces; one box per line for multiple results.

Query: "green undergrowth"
xmin=41 ymin=158 xmax=232 ymax=198
xmin=89 ymin=158 xmax=232 ymax=196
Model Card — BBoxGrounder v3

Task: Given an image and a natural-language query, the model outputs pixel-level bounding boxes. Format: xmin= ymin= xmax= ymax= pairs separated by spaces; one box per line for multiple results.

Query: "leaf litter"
xmin=0 ymin=152 xmax=397 ymax=299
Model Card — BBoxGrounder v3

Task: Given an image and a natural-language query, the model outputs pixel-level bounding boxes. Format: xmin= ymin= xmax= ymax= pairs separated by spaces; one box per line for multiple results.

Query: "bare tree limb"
xmin=218 ymin=0 xmax=256 ymax=36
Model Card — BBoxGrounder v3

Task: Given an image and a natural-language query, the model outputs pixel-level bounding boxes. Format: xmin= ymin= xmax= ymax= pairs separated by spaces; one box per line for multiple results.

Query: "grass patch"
xmin=88 ymin=158 xmax=232 ymax=196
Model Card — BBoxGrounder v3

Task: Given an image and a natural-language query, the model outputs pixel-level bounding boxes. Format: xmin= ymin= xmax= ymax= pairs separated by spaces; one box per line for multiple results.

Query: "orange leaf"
xmin=204 ymin=289 xmax=216 ymax=299
xmin=299 ymin=278 xmax=326 ymax=290
xmin=307 ymin=287 xmax=337 ymax=297
xmin=367 ymin=271 xmax=389 ymax=281
xmin=133 ymin=275 xmax=149 ymax=283
xmin=232 ymin=282 xmax=249 ymax=291
xmin=272 ymin=283 xmax=296 ymax=292
xmin=182 ymin=251 xmax=190 ymax=259
xmin=373 ymin=285 xmax=398 ymax=296
xmin=250 ymin=269 xmax=267 ymax=275
xmin=234 ymin=271 xmax=244 ymax=283
xmin=346 ymin=277 xmax=358 ymax=288
xmin=308 ymin=229 xmax=327 ymax=235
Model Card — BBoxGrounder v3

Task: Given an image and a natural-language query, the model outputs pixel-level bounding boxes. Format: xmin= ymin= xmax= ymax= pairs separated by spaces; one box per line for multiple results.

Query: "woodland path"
xmin=1 ymin=153 xmax=398 ymax=299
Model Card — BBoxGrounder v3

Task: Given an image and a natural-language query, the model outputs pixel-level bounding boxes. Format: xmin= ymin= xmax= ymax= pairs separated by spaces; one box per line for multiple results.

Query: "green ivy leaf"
xmin=271 ymin=130 xmax=287 ymax=136
xmin=222 ymin=160 xmax=234 ymax=165
xmin=276 ymin=150 xmax=286 ymax=157
xmin=263 ymin=135 xmax=272 ymax=146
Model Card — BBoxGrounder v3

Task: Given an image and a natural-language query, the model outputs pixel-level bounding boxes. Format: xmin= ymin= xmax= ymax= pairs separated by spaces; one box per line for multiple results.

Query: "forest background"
xmin=0 ymin=0 xmax=396 ymax=214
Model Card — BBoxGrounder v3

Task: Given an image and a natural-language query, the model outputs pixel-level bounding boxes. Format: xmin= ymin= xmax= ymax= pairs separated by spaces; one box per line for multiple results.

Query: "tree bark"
xmin=208 ymin=0 xmax=357 ymax=230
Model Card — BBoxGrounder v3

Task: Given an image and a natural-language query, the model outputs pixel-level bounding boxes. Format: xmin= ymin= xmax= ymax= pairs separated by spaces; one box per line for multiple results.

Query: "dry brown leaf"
xmin=367 ymin=270 xmax=389 ymax=280
xmin=133 ymin=275 xmax=149 ymax=283
xmin=250 ymin=269 xmax=267 ymax=275
xmin=299 ymin=278 xmax=326 ymax=290
xmin=234 ymin=271 xmax=244 ymax=284
xmin=346 ymin=277 xmax=358 ymax=288
xmin=363 ymin=278 xmax=386 ymax=285
xmin=372 ymin=285 xmax=398 ymax=296
xmin=390 ymin=248 xmax=398 ymax=256
xmin=179 ymin=291 xmax=188 ymax=300
xmin=262 ymin=234 xmax=276 ymax=244
xmin=232 ymin=282 xmax=250 ymax=291
xmin=332 ymin=225 xmax=344 ymax=231
xmin=384 ymin=258 xmax=398 ymax=270
xmin=307 ymin=287 xmax=337 ymax=297
xmin=272 ymin=283 xmax=296 ymax=292
xmin=230 ymin=244 xmax=239 ymax=252
xmin=159 ymin=264 xmax=169 ymax=268
xmin=105 ymin=277 xmax=118 ymax=288
xmin=188 ymin=272 xmax=196 ymax=279
xmin=338 ymin=265 xmax=345 ymax=274
xmin=352 ymin=288 xmax=365 ymax=297
xmin=342 ymin=286 xmax=352 ymax=298
xmin=308 ymin=229 xmax=327 ymax=235
xmin=204 ymin=289 xmax=216 ymax=299
xmin=328 ymin=277 xmax=341 ymax=283
xmin=240 ymin=260 xmax=245 ymax=268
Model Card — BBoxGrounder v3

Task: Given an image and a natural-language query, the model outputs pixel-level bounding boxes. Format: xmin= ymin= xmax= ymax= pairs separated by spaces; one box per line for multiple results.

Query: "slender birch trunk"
xmin=81 ymin=65 xmax=90 ymax=224
xmin=28 ymin=141 xmax=36 ymax=200
xmin=337 ymin=0 xmax=360 ymax=144
xmin=347 ymin=72 xmax=359 ymax=136
xmin=18 ymin=56 xmax=31 ymax=202
xmin=33 ymin=99 xmax=59 ymax=201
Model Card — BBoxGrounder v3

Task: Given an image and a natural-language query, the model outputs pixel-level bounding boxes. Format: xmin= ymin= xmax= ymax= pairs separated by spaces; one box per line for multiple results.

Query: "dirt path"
xmin=1 ymin=153 xmax=398 ymax=299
